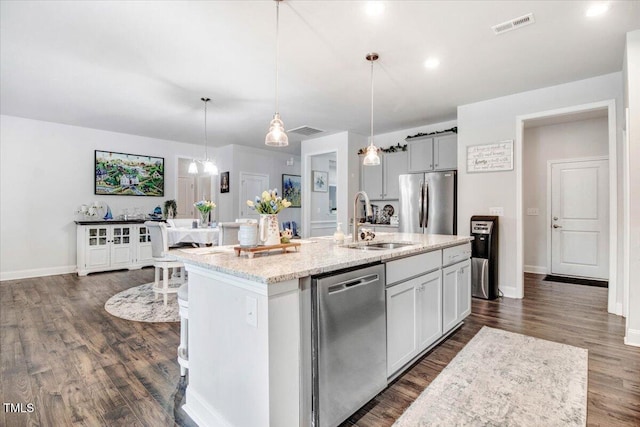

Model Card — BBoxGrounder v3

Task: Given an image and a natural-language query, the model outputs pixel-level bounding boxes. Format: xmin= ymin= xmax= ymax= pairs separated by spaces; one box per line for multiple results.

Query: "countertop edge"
xmin=174 ymin=235 xmax=473 ymax=285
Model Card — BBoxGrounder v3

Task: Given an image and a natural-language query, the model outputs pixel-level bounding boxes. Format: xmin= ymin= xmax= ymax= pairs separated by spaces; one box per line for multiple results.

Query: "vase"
xmin=259 ymin=214 xmax=280 ymax=246
xmin=199 ymin=210 xmax=210 ymax=228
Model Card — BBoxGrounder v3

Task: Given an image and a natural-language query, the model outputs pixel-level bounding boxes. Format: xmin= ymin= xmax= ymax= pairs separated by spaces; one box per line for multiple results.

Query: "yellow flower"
xmin=247 ymin=200 xmax=254 ymax=207
xmin=262 ymin=190 xmax=271 ymax=201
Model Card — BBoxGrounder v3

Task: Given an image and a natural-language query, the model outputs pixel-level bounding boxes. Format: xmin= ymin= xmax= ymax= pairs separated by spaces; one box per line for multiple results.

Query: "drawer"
xmin=442 ymin=243 xmax=471 ymax=267
xmin=386 ymin=250 xmax=441 ymax=285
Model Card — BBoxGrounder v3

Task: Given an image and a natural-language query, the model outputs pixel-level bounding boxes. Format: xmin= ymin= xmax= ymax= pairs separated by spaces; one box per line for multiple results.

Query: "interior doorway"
xmin=516 ymin=100 xmax=618 ymax=314
xmin=309 ymin=152 xmax=337 ymax=237
xmin=239 ymin=172 xmax=269 ymax=220
xmin=176 ymin=157 xmax=215 ymax=220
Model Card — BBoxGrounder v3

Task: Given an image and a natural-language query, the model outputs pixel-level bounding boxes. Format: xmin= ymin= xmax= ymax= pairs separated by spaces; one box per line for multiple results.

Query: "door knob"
xmin=553 ymin=224 xmax=562 ymax=228
xmin=553 ymin=216 xmax=558 ymax=221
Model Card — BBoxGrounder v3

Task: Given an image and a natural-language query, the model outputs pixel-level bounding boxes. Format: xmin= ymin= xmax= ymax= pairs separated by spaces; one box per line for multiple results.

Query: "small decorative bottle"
xmin=333 ymin=222 xmax=345 ymax=244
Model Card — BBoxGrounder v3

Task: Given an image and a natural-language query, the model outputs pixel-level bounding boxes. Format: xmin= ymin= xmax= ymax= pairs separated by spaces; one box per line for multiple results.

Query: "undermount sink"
xmin=367 ymin=242 xmax=415 ymax=249
xmin=346 ymin=241 xmax=416 ymax=251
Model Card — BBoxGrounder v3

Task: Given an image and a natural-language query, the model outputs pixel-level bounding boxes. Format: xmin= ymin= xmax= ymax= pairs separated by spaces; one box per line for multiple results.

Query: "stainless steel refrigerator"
xmin=399 ymin=171 xmax=457 ymax=235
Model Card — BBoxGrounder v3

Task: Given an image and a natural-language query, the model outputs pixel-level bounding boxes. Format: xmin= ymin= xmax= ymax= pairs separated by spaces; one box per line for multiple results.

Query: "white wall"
xmin=523 ymin=117 xmax=609 ymax=273
xmin=623 ymin=30 xmax=640 ymax=346
xmin=0 ymin=115 xmax=203 ymax=280
xmin=457 ymin=72 xmax=624 ymax=299
xmin=219 ymin=144 xmax=301 ymax=226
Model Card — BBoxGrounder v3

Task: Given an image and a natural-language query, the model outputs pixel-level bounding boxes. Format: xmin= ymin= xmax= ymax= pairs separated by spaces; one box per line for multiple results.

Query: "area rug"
xmin=393 ymin=326 xmax=588 ymax=427
xmin=544 ymin=274 xmax=608 ymax=288
xmin=105 ymin=283 xmax=180 ymax=322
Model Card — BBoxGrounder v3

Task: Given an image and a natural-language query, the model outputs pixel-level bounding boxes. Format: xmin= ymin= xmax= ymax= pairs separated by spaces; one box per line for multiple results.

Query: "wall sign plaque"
xmin=466 ymin=140 xmax=513 ymax=173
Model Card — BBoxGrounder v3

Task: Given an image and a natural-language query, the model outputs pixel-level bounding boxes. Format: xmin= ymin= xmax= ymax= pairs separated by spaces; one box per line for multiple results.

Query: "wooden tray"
xmin=234 ymin=242 xmax=301 ymax=258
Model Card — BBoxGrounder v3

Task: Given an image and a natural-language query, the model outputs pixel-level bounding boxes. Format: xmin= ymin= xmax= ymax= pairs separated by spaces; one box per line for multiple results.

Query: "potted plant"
xmin=163 ymin=199 xmax=177 ymax=219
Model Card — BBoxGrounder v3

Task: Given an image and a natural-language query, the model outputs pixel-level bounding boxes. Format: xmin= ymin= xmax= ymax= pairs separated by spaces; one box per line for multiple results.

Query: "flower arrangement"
xmin=246 ymin=189 xmax=291 ymax=214
xmin=194 ymin=200 xmax=216 ymax=215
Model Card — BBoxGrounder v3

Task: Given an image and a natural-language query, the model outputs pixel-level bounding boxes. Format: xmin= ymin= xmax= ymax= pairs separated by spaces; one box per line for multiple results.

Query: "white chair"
xmin=177 ymin=283 xmax=189 ymax=376
xmin=145 ymin=221 xmax=185 ymax=305
xmin=218 ymin=222 xmax=241 ymax=246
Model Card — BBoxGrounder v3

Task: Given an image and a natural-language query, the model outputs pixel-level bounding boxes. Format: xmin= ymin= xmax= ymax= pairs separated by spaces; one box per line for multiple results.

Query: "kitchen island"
xmin=173 ymin=233 xmax=473 ymax=427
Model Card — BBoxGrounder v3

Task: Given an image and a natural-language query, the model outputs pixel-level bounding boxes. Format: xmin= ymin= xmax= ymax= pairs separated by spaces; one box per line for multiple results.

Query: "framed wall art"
xmin=220 ymin=171 xmax=230 ymax=193
xmin=95 ymin=150 xmax=164 ymax=196
xmin=466 ymin=140 xmax=513 ymax=173
xmin=313 ymin=170 xmax=328 ymax=192
xmin=282 ymin=174 xmax=301 ymax=207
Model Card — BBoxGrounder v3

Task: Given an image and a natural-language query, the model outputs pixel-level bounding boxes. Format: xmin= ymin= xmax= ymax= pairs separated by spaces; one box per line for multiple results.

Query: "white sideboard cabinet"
xmin=407 ymin=133 xmax=457 ymax=173
xmin=76 ymin=221 xmax=155 ymax=276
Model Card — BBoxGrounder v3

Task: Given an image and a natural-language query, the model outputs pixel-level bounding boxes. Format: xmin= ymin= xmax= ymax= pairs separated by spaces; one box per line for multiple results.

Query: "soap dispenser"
xmin=333 ymin=222 xmax=345 ymax=244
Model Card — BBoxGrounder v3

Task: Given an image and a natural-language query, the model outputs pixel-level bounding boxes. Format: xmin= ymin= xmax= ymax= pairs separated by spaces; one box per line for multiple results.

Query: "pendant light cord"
xmin=370 ymin=59 xmax=374 ymax=147
xmin=202 ymin=97 xmax=210 ymax=159
xmin=275 ymin=0 xmax=280 ymax=114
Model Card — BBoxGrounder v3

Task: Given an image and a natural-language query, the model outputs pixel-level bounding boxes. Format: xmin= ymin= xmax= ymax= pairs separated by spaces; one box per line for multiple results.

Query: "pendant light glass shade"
xmin=363 ymin=144 xmax=380 ymax=165
xmin=203 ymin=160 xmax=218 ymax=175
xmin=188 ymin=160 xmax=198 ymax=174
xmin=189 ymin=97 xmax=219 ymax=175
xmin=363 ymin=52 xmax=380 ymax=166
xmin=265 ymin=113 xmax=289 ymax=147
xmin=265 ymin=0 xmax=288 ymax=147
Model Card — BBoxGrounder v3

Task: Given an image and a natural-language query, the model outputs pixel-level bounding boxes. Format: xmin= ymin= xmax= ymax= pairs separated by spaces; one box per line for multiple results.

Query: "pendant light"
xmin=265 ymin=0 xmax=289 ymax=147
xmin=189 ymin=97 xmax=219 ymax=175
xmin=363 ymin=53 xmax=381 ymax=166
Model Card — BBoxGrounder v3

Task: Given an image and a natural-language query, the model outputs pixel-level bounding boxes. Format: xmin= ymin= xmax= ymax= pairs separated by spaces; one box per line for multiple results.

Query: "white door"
xmin=177 ymin=176 xmax=195 ymax=218
xmin=239 ymin=172 xmax=269 ymax=219
xmin=551 ymin=159 xmax=609 ymax=279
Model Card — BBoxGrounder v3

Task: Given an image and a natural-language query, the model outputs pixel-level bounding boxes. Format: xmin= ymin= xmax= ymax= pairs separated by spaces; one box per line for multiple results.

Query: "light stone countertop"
xmin=171 ymin=232 xmax=473 ymax=285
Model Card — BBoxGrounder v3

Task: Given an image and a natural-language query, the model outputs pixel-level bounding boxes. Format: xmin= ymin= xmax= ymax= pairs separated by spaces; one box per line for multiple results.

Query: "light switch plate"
xmin=489 ymin=207 xmax=504 ymax=216
xmin=527 ymin=208 xmax=539 ymax=216
xmin=246 ymin=296 xmax=257 ymax=328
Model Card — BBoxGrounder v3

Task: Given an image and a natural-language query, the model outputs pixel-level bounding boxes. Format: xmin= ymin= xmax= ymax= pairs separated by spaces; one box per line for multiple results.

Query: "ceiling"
xmin=1 ymin=1 xmax=638 ymax=154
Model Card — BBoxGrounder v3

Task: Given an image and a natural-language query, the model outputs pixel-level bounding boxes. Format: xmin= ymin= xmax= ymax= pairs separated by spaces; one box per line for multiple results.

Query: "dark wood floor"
xmin=1 ymin=270 xmax=638 ymax=426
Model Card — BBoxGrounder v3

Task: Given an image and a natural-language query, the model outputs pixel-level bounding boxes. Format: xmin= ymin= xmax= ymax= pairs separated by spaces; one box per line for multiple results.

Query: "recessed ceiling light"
xmin=586 ymin=2 xmax=609 ymax=17
xmin=366 ymin=1 xmax=384 ymax=17
xmin=424 ymin=57 xmax=440 ymax=70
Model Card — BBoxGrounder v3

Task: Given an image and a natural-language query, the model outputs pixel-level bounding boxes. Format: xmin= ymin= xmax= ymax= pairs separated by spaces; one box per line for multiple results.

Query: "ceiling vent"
xmin=288 ymin=125 xmax=325 ymax=137
xmin=491 ymin=13 xmax=535 ymax=35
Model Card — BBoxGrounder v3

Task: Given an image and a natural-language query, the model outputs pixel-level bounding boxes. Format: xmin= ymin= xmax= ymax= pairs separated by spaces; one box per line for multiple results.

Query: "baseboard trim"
xmin=624 ymin=328 xmax=640 ymax=347
xmin=183 ymin=387 xmax=233 ymax=427
xmin=0 ymin=265 xmax=76 ymax=281
xmin=499 ymin=285 xmax=522 ymax=299
xmin=524 ymin=264 xmax=548 ymax=275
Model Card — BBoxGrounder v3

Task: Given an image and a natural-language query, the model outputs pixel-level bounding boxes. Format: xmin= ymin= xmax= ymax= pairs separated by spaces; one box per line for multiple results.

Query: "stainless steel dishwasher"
xmin=312 ymin=263 xmax=387 ymax=427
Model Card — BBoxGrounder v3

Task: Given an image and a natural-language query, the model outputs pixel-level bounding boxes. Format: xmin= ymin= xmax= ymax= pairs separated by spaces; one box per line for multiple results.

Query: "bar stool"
xmin=177 ymin=283 xmax=189 ymax=376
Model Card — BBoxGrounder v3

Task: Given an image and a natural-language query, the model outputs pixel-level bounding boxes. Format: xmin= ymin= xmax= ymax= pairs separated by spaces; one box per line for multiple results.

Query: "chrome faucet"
xmin=353 ymin=191 xmax=373 ymax=242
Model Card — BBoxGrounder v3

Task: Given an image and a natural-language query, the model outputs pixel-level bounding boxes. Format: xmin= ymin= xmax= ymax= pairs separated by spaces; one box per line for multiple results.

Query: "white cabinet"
xmin=77 ymin=222 xmax=155 ymax=276
xmin=136 ymin=224 xmax=154 ymax=267
xmin=386 ymin=278 xmax=418 ymax=375
xmin=442 ymin=259 xmax=471 ymax=333
xmin=361 ymin=161 xmax=383 ymax=199
xmin=383 ymin=152 xmax=407 ymax=199
xmin=417 ymin=270 xmax=443 ymax=350
xmin=407 ymin=134 xmax=457 ymax=172
xmin=385 ymin=243 xmax=470 ymax=378
xmin=386 ymin=269 xmax=442 ymax=376
xmin=361 ymin=151 xmax=408 ymax=200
